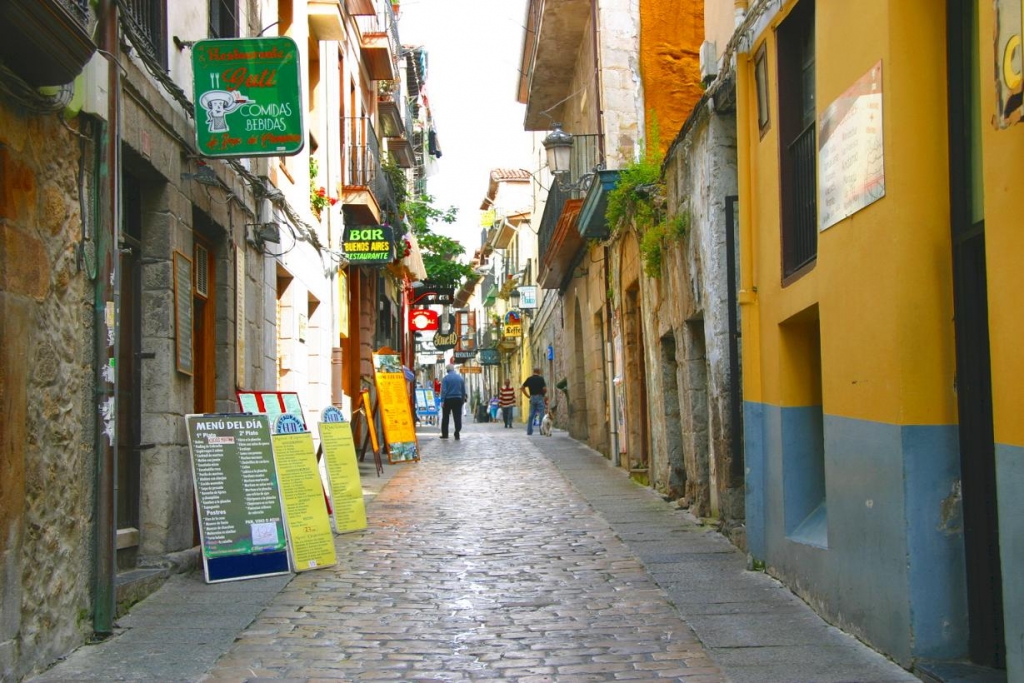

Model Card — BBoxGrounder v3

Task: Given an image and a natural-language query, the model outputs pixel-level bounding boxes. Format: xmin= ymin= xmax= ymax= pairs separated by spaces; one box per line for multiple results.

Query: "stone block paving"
xmin=201 ymin=426 xmax=723 ymax=682
xmin=29 ymin=423 xmax=919 ymax=683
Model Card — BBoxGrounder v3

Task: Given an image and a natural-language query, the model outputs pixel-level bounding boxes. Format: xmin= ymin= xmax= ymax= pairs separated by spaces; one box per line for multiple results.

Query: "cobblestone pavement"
xmin=30 ymin=422 xmax=919 ymax=683
xmin=200 ymin=426 xmax=725 ymax=682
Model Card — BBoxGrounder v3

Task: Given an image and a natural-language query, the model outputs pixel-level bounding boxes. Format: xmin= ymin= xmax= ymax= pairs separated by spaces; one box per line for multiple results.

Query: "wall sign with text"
xmin=343 ymin=225 xmax=395 ymax=265
xmin=192 ymin=37 xmax=304 ymax=158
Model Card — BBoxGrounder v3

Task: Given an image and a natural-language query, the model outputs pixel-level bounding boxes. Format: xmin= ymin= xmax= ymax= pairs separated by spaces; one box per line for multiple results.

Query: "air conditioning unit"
xmin=699 ymin=40 xmax=718 ymax=84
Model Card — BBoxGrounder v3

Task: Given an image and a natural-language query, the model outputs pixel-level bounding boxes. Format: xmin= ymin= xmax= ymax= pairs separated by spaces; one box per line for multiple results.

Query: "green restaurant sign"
xmin=192 ymin=37 xmax=304 ymax=158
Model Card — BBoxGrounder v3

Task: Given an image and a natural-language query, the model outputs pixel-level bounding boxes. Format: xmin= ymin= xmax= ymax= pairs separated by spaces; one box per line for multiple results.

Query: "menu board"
xmin=272 ymin=432 xmax=337 ymax=571
xmin=237 ymin=390 xmax=306 ymax=428
xmin=173 ymin=251 xmax=193 ymax=376
xmin=371 ymin=351 xmax=419 ymax=463
xmin=185 ymin=414 xmax=289 ymax=583
xmin=318 ymin=421 xmax=367 ymax=534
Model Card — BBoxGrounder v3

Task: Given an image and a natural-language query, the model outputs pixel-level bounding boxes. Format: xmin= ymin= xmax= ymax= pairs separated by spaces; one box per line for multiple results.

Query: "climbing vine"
xmin=604 ymin=117 xmax=690 ymax=277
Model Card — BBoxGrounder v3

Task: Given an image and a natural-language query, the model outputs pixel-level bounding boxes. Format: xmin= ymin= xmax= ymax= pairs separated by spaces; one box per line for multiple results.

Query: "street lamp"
xmin=509 ymin=288 xmax=521 ymax=310
xmin=542 ymin=123 xmax=573 ymax=175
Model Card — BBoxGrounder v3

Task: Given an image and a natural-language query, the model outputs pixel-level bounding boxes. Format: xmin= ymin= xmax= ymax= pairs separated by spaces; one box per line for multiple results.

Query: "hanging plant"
xmin=309 ymin=158 xmax=338 ymax=219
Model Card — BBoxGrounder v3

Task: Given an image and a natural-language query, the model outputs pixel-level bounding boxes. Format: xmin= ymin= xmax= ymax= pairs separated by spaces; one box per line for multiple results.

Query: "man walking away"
xmin=439 ymin=363 xmax=466 ymax=440
xmin=498 ymin=378 xmax=517 ymax=428
xmin=520 ymin=367 xmax=547 ymax=436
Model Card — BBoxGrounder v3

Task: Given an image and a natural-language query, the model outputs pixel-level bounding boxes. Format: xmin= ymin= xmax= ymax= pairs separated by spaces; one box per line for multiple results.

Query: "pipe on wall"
xmin=93 ymin=0 xmax=120 ymax=637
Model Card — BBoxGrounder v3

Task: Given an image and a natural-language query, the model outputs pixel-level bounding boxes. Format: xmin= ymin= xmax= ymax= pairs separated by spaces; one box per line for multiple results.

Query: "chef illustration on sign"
xmin=199 ymin=90 xmax=251 ymax=133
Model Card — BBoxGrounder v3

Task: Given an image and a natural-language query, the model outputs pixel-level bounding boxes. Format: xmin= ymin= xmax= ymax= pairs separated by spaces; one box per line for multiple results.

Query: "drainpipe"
xmin=604 ymin=247 xmax=619 ymax=466
xmin=591 ymin=0 xmax=605 ymax=159
xmin=94 ymin=0 xmax=120 ymax=637
xmin=724 ymin=196 xmax=743 ymax=487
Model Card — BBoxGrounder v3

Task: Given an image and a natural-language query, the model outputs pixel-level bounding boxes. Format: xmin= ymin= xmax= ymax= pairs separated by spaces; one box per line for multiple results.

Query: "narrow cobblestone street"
xmin=202 ymin=425 xmax=724 ymax=682
xmin=31 ymin=423 xmax=917 ymax=682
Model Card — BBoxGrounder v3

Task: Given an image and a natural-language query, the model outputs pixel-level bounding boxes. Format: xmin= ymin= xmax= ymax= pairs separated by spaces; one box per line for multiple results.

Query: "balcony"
xmin=342 ymin=117 xmax=385 ymax=226
xmin=356 ymin=3 xmax=399 ymax=81
xmin=536 ymin=133 xmax=602 ymax=290
xmin=517 ymin=0 xmax=591 ymax=129
xmin=384 ymin=96 xmax=415 ymax=168
xmin=0 ymin=0 xmax=96 ymax=85
xmin=308 ymin=0 xmax=344 ymax=40
xmin=345 ymin=0 xmax=375 ymax=15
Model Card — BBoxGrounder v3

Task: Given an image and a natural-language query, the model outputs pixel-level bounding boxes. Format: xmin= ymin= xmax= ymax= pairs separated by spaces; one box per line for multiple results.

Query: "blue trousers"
xmin=526 ymin=395 xmax=546 ymax=435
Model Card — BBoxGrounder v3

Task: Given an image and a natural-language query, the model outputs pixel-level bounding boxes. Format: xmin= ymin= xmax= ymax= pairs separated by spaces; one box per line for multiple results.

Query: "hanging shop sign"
xmin=433 ymin=314 xmax=458 ymax=351
xmin=343 ymin=225 xmax=395 ymax=265
xmin=409 ymin=308 xmax=439 ymax=332
xmin=479 ymin=348 xmax=500 ymax=366
xmin=518 ymin=285 xmax=538 ymax=309
xmin=192 ymin=37 xmax=304 ymax=158
xmin=504 ymin=310 xmax=523 ymax=338
xmin=453 ymin=349 xmax=477 ymax=361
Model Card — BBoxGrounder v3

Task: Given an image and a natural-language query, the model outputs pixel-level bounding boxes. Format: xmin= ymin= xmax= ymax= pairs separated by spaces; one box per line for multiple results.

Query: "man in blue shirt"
xmin=438 ymin=363 xmax=467 ymax=440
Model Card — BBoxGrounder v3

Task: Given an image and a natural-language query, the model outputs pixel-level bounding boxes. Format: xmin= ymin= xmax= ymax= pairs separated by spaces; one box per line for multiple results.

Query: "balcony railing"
xmin=355 ymin=1 xmax=400 ymax=57
xmin=537 ymin=133 xmax=602 ymax=261
xmin=782 ymin=123 xmax=818 ymax=276
xmin=345 ymin=117 xmax=399 ymax=218
xmin=121 ymin=0 xmax=166 ymax=67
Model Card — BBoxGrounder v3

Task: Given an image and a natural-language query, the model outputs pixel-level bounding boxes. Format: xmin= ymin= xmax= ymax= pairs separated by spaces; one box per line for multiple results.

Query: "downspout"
xmin=592 ymin=0 xmax=618 ymax=463
xmin=591 ymin=0 xmax=605 ymax=159
xmin=724 ymin=196 xmax=743 ymax=487
xmin=94 ymin=0 xmax=120 ymax=637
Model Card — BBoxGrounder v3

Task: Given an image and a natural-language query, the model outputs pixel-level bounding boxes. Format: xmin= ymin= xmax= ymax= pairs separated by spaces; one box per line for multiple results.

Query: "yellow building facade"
xmin=737 ymin=0 xmax=1017 ymax=675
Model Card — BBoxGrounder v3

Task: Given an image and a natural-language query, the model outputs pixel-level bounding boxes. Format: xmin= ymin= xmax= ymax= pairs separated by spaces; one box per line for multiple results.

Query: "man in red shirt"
xmin=498 ymin=378 xmax=517 ymax=428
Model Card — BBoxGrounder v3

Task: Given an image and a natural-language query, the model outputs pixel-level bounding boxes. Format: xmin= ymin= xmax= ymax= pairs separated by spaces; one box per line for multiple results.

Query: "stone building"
xmin=514 ymin=0 xmax=745 ymax=538
xmin=0 ymin=0 xmax=421 ymax=677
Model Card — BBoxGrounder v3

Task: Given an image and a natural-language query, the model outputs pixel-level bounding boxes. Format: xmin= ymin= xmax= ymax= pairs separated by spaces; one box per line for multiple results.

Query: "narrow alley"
xmin=31 ymin=425 xmax=915 ymax=683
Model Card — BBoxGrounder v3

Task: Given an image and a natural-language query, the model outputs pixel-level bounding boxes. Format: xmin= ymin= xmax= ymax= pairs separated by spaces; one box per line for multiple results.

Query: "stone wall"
xmin=652 ymin=101 xmax=744 ymax=541
xmin=0 ymin=107 xmax=95 ymax=680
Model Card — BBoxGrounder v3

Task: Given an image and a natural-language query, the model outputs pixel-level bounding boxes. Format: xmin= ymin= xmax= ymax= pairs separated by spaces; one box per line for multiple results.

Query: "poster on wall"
xmin=996 ymin=0 xmax=1024 ymax=127
xmin=818 ymin=61 xmax=885 ymax=231
xmin=371 ymin=348 xmax=420 ymax=463
xmin=185 ymin=413 xmax=290 ymax=583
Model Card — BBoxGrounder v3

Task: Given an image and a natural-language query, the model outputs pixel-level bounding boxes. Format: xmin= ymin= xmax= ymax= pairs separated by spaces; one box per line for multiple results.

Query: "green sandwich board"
xmin=192 ymin=37 xmax=304 ymax=158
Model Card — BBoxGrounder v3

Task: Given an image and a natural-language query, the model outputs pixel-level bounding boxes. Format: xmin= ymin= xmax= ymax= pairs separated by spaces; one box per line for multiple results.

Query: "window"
xmin=210 ymin=0 xmax=238 ymax=38
xmin=122 ymin=0 xmax=167 ymax=68
xmin=777 ymin=0 xmax=817 ymax=279
xmin=754 ymin=42 xmax=770 ymax=136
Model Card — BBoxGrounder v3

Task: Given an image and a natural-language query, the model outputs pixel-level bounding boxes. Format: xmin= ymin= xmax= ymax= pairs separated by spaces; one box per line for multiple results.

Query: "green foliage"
xmin=381 ymin=157 xmax=408 ymax=209
xmin=638 ymin=210 xmax=691 ymax=277
xmin=605 ymin=115 xmax=693 ymax=278
xmin=606 ymin=114 xmax=666 ymax=236
xmin=308 ymin=158 xmax=337 ymax=219
xmin=399 ymin=194 xmax=474 ymax=287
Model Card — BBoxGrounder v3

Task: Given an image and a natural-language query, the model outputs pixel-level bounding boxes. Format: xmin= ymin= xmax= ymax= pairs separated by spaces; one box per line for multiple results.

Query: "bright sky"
xmin=396 ymin=0 xmax=534 ymax=255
